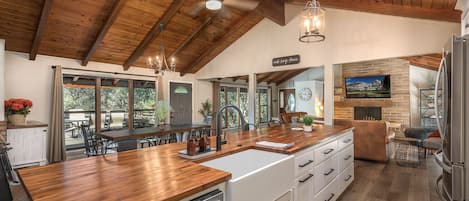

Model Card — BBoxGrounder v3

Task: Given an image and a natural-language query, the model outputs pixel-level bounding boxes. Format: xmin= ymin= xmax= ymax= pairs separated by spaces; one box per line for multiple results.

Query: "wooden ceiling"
xmin=0 ymin=0 xmax=458 ymax=75
xmin=226 ymin=68 xmax=310 ymax=85
xmin=287 ymin=0 xmax=461 ymax=22
xmin=401 ymin=53 xmax=442 ymax=71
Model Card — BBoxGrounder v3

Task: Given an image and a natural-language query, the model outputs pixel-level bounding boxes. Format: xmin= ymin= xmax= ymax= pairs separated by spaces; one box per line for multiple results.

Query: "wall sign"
xmin=272 ymin=55 xmax=300 ymax=67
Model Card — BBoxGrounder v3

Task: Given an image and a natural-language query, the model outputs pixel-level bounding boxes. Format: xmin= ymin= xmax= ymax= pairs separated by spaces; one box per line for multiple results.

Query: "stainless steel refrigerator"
xmin=435 ymin=35 xmax=469 ymax=201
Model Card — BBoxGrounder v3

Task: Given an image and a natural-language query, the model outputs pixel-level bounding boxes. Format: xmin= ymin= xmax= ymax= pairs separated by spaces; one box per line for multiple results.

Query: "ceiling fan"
xmin=190 ymin=0 xmax=260 ymax=18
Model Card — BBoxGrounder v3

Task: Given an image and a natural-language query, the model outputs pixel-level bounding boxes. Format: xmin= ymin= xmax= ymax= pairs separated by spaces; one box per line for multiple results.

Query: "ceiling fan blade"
xmin=189 ymin=1 xmax=207 ymax=17
xmin=223 ymin=0 xmax=260 ymax=10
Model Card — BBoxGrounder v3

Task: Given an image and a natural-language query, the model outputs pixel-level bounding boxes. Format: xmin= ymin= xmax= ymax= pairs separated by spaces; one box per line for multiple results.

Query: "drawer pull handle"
xmin=324 ymin=168 xmax=335 ymax=176
xmin=298 ymin=160 xmax=314 ymax=168
xmin=343 ymin=139 xmax=352 ymax=143
xmin=344 ymin=155 xmax=352 ymax=160
xmin=345 ymin=175 xmax=352 ymax=182
xmin=299 ymin=174 xmax=314 ymax=183
xmin=322 ymin=148 xmax=334 ymax=155
xmin=43 ymin=130 xmax=47 ymax=132
xmin=325 ymin=193 xmax=335 ymax=201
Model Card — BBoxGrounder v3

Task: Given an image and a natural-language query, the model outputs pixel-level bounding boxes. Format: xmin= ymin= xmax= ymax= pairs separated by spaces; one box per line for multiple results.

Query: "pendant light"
xmin=299 ymin=0 xmax=326 ymax=43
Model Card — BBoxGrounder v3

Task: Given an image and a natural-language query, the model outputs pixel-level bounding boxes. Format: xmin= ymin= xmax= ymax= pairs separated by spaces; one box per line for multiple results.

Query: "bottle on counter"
xmin=187 ymin=134 xmax=197 ymax=156
xmin=199 ymin=133 xmax=206 ymax=153
xmin=205 ymin=134 xmax=211 ymax=151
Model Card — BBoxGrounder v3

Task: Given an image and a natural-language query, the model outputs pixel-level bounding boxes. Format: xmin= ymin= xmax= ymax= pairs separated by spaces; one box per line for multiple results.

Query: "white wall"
xmin=4 ymin=51 xmax=212 ymax=124
xmin=196 ymin=6 xmax=459 ymax=125
xmin=409 ymin=66 xmax=437 ymax=127
xmin=0 ymin=39 xmax=4 ymax=121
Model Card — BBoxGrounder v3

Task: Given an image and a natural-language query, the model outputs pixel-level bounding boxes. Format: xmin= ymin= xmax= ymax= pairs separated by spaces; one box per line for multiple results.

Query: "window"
xmin=63 ymin=75 xmax=96 ymax=149
xmin=133 ymin=81 xmax=156 ymax=128
xmin=219 ymin=86 xmax=270 ymax=129
xmin=101 ymin=79 xmax=129 ymax=131
xmin=62 ymin=74 xmax=157 ymax=149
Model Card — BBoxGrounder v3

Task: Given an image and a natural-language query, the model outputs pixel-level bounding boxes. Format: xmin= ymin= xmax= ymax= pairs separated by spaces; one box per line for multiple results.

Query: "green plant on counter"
xmin=155 ymin=100 xmax=172 ymax=123
xmin=303 ymin=115 xmax=314 ymax=126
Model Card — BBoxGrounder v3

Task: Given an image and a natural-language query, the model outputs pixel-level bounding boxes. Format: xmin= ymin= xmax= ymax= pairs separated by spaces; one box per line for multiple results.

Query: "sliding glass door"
xmin=63 ymin=74 xmax=156 ymax=149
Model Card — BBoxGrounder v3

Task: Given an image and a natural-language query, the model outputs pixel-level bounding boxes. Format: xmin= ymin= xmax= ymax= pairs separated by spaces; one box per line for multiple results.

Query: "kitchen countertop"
xmin=17 ymin=124 xmax=352 ymax=201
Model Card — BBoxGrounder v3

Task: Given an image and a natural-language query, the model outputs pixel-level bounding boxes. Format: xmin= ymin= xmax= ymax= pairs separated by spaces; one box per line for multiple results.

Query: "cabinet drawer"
xmin=294 ymin=170 xmax=314 ymax=201
xmin=338 ymin=131 xmax=353 ymax=151
xmin=294 ymin=150 xmax=315 ymax=177
xmin=338 ymin=145 xmax=354 ymax=173
xmin=338 ymin=164 xmax=354 ymax=194
xmin=313 ymin=155 xmax=338 ymax=194
xmin=315 ymin=176 xmax=339 ymax=201
xmin=314 ymin=140 xmax=338 ymax=165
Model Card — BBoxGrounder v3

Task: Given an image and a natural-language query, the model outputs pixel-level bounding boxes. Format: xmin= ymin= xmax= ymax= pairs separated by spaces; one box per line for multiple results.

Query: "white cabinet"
xmin=293 ymin=129 xmax=354 ymax=201
xmin=294 ymin=170 xmax=314 ymax=201
xmin=7 ymin=127 xmax=47 ymax=168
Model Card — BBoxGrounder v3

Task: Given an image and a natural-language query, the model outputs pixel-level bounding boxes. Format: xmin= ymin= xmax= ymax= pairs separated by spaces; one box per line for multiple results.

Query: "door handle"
xmin=344 ymin=155 xmax=352 ymax=160
xmin=299 ymin=174 xmax=314 ymax=183
xmin=344 ymin=175 xmax=352 ymax=182
xmin=434 ymin=57 xmax=445 ymax=139
xmin=434 ymin=151 xmax=452 ymax=173
xmin=325 ymin=193 xmax=335 ymax=201
xmin=436 ymin=174 xmax=451 ymax=201
xmin=322 ymin=148 xmax=334 ymax=155
xmin=298 ymin=160 xmax=314 ymax=168
xmin=324 ymin=168 xmax=335 ymax=176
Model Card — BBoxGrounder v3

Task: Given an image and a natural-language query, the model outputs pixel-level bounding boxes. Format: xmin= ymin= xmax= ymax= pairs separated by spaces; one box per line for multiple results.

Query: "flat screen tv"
xmin=345 ymin=75 xmax=391 ymax=98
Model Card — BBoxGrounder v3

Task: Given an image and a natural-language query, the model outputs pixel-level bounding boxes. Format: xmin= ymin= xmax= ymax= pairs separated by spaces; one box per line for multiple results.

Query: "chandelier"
xmin=147 ymin=24 xmax=176 ymax=75
xmin=299 ymin=0 xmax=326 ymax=43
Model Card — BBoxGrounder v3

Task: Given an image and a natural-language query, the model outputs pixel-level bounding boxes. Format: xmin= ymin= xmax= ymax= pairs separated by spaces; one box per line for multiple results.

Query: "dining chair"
xmin=81 ymin=125 xmax=114 ymax=156
xmin=0 ymin=155 xmax=13 ymax=201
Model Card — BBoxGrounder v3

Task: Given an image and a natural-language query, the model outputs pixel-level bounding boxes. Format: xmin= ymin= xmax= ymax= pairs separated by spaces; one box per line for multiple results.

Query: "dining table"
xmin=96 ymin=124 xmax=211 ymax=141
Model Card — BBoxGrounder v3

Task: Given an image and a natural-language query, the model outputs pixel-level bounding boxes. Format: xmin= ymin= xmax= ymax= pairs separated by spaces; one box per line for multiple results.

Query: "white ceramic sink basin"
xmin=201 ymin=149 xmax=294 ymax=201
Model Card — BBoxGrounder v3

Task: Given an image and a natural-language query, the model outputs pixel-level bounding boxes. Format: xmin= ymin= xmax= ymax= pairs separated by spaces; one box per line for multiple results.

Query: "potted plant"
xmin=303 ymin=115 xmax=314 ymax=132
xmin=198 ymin=99 xmax=213 ymax=124
xmin=4 ymin=98 xmax=33 ymax=124
xmin=155 ymin=101 xmax=171 ymax=128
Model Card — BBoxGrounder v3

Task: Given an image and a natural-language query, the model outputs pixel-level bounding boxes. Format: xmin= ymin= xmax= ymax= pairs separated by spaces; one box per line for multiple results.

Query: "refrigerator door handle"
xmin=436 ymin=174 xmax=451 ymax=201
xmin=434 ymin=151 xmax=452 ymax=173
xmin=434 ymin=56 xmax=446 ymax=139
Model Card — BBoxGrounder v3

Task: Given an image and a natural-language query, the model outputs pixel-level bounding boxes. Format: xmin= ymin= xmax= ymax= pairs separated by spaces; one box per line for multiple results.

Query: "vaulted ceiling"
xmin=0 ymin=0 xmax=459 ymax=75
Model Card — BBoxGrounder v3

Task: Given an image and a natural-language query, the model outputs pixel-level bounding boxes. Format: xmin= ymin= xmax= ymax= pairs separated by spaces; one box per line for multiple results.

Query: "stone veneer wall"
xmin=334 ymin=58 xmax=410 ymax=126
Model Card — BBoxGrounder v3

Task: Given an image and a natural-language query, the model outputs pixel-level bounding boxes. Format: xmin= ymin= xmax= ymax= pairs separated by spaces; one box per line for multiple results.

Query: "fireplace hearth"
xmin=354 ymin=107 xmax=382 ymax=120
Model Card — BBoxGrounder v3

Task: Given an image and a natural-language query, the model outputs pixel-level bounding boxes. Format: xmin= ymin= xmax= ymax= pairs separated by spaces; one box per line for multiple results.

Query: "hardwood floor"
xmin=10 ymin=152 xmax=442 ymax=201
xmin=338 ymin=156 xmax=441 ymax=201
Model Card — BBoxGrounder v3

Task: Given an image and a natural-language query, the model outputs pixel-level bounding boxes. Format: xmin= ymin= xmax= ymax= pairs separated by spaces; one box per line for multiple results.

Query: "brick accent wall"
xmin=334 ymin=58 xmax=410 ymax=126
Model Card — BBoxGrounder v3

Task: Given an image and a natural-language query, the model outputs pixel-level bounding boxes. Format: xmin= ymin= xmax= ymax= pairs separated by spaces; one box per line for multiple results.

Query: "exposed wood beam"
xmin=169 ymin=12 xmax=218 ymax=60
xmin=276 ymin=69 xmax=309 ymax=85
xmin=180 ymin=12 xmax=261 ymax=76
xmin=267 ymin=71 xmax=290 ymax=84
xmin=401 ymin=53 xmax=442 ymax=71
xmin=82 ymin=0 xmax=126 ymax=66
xmin=257 ymin=73 xmax=274 ymax=83
xmin=30 ymin=0 xmax=53 ymax=60
xmin=123 ymin=0 xmax=185 ymax=70
xmin=287 ymin=0 xmax=461 ymax=22
xmin=256 ymin=0 xmax=286 ymax=26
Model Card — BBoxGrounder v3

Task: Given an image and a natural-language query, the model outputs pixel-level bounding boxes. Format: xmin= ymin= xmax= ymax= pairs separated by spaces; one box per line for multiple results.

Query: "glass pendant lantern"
xmin=299 ymin=0 xmax=326 ymax=43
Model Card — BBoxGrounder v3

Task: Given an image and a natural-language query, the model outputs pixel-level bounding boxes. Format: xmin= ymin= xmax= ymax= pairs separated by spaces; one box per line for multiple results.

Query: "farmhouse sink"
xmin=201 ymin=149 xmax=294 ymax=201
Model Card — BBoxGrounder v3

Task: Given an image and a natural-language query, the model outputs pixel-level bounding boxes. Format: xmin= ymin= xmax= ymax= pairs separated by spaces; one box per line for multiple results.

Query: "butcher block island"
xmin=18 ymin=124 xmax=354 ymax=201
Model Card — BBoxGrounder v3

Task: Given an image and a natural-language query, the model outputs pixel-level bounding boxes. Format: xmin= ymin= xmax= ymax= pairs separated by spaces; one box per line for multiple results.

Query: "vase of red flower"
xmin=4 ymin=98 xmax=33 ymax=124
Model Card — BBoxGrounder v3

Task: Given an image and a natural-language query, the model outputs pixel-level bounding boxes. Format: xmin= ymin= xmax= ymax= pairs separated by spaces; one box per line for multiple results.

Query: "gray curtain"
xmin=47 ymin=65 xmax=66 ymax=163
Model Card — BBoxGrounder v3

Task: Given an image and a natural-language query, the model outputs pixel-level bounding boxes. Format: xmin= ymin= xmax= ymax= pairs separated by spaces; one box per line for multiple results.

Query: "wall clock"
xmin=299 ymin=88 xmax=312 ymax=101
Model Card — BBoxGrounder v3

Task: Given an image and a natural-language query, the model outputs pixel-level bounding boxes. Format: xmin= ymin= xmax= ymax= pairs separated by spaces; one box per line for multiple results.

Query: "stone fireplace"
xmin=354 ymin=107 xmax=382 ymax=120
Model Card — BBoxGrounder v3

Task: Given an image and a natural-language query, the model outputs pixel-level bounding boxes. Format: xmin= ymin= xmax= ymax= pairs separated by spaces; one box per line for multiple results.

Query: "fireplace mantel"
xmin=334 ymin=99 xmax=393 ymax=107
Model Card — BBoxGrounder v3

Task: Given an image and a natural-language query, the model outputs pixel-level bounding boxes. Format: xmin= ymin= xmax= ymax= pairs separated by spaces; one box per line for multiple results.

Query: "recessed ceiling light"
xmin=206 ymin=0 xmax=222 ymax=10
